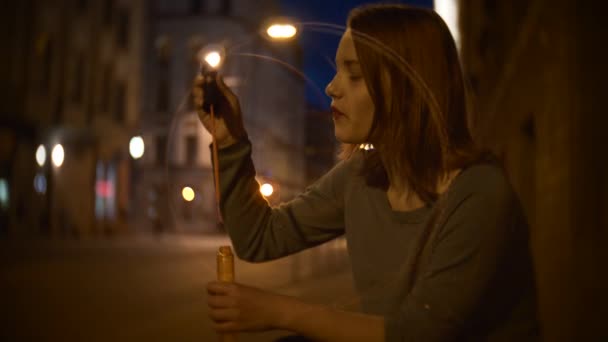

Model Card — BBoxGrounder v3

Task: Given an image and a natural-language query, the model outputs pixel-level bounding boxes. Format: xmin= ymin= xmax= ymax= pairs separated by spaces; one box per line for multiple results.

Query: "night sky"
xmin=278 ymin=0 xmax=434 ymax=108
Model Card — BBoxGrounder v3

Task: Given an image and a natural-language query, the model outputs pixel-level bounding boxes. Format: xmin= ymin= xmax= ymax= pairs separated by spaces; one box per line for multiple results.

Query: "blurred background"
xmin=0 ymin=0 xmax=606 ymax=341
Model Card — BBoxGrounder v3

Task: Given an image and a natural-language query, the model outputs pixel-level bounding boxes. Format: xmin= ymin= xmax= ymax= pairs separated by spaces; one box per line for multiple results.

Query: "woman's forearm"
xmin=275 ymin=294 xmax=385 ymax=342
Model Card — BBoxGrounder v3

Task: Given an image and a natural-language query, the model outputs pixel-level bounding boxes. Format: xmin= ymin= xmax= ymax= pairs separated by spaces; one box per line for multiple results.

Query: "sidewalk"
xmin=1 ymin=233 xmax=359 ymax=342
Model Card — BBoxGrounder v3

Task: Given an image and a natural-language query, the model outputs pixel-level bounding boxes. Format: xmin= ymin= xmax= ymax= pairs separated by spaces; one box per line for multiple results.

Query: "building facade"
xmin=136 ymin=0 xmax=307 ymax=234
xmin=2 ymin=0 xmax=145 ymax=237
xmin=459 ymin=1 xmax=608 ymax=340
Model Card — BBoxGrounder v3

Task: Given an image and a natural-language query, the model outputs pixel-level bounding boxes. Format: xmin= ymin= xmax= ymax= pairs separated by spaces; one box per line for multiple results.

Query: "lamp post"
xmin=128 ymin=135 xmax=145 ymax=232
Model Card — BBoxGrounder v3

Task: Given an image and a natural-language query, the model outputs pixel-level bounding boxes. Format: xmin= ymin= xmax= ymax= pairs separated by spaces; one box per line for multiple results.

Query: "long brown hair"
xmin=342 ymin=5 xmax=491 ymax=294
xmin=342 ymin=4 xmax=485 ymax=203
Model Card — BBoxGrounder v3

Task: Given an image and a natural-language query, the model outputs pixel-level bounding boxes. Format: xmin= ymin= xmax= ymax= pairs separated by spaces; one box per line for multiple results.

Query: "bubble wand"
xmin=199 ymin=46 xmax=238 ymax=342
xmin=199 ymin=46 xmax=224 ymax=224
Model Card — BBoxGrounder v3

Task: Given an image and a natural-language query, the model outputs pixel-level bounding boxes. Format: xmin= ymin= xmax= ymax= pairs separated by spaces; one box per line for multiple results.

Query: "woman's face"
xmin=325 ymin=29 xmax=375 ymax=144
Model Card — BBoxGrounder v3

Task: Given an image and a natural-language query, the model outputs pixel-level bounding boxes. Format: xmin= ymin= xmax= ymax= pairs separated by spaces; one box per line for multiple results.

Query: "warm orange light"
xmin=182 ymin=186 xmax=195 ymax=202
xmin=204 ymin=51 xmax=222 ymax=69
xmin=260 ymin=183 xmax=274 ymax=197
xmin=266 ymin=23 xmax=297 ymax=40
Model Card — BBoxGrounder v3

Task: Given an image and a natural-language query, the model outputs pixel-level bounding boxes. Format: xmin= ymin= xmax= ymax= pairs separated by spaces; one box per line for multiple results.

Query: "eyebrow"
xmin=336 ymin=59 xmax=361 ymax=71
xmin=343 ymin=59 xmax=360 ymax=66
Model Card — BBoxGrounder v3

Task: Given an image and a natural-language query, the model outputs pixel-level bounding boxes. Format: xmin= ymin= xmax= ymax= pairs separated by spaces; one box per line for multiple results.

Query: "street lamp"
xmin=36 ymin=144 xmax=46 ymax=167
xmin=262 ymin=17 xmax=299 ymax=41
xmin=182 ymin=186 xmax=195 ymax=202
xmin=266 ymin=23 xmax=297 ymax=40
xmin=129 ymin=136 xmax=145 ymax=160
xmin=51 ymin=144 xmax=64 ymax=168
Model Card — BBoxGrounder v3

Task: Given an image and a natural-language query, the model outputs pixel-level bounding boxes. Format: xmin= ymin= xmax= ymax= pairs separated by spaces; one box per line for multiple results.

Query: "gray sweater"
xmin=216 ymin=140 xmax=539 ymax=341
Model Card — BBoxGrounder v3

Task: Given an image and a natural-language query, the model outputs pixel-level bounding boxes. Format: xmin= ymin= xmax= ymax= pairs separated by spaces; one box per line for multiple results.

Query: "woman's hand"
xmin=192 ymin=73 xmax=247 ymax=148
xmin=207 ymin=281 xmax=385 ymax=341
xmin=207 ymin=281 xmax=287 ymax=333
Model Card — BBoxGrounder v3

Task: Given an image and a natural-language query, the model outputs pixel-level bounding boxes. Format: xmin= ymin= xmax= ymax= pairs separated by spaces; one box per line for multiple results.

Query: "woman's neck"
xmin=380 ymin=152 xmax=461 ymax=211
xmin=382 ymin=155 xmax=425 ymax=211
xmin=386 ymin=185 xmax=426 ymax=212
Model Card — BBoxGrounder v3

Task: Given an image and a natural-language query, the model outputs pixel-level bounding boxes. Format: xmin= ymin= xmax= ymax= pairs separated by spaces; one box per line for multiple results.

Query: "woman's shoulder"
xmin=448 ymin=161 xmax=517 ymax=210
xmin=438 ymin=162 xmax=527 ymax=242
xmin=330 ymin=149 xmax=365 ymax=176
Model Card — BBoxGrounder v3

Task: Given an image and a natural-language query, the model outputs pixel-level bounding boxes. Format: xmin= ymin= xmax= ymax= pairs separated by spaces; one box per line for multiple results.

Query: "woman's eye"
xmin=349 ymin=75 xmax=362 ymax=81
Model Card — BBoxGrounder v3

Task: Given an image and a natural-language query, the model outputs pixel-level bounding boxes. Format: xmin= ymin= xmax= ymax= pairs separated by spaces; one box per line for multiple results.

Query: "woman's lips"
xmin=331 ymin=106 xmax=346 ymax=119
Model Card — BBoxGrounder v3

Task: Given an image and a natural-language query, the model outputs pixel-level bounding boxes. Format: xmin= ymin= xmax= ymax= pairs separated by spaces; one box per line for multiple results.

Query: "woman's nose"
xmin=325 ymin=76 xmax=340 ymax=98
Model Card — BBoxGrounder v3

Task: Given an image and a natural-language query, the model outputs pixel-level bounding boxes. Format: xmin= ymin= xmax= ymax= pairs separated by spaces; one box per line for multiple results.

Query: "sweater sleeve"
xmin=385 ymin=170 xmax=529 ymax=341
xmin=214 ymin=139 xmax=349 ymax=262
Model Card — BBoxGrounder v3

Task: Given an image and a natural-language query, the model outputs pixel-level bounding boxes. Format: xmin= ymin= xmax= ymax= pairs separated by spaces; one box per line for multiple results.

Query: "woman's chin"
xmin=334 ymin=132 xmax=364 ymax=145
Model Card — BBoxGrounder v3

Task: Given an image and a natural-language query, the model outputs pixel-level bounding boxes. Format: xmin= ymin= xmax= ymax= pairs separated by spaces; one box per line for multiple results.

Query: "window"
xmin=77 ymin=0 xmax=88 ymax=12
xmin=113 ymin=81 xmax=126 ymax=122
xmin=40 ymin=39 xmax=53 ymax=92
xmin=71 ymin=53 xmax=85 ymax=104
xmin=220 ymin=0 xmax=232 ymax=15
xmin=116 ymin=9 xmax=130 ymax=49
xmin=156 ymin=77 xmax=169 ymax=112
xmin=190 ymin=0 xmax=203 ymax=14
xmin=156 ymin=135 xmax=167 ymax=166
xmin=103 ymin=0 xmax=113 ymax=26
xmin=100 ymin=65 xmax=112 ymax=113
xmin=156 ymin=36 xmax=171 ymax=113
xmin=185 ymin=135 xmax=198 ymax=165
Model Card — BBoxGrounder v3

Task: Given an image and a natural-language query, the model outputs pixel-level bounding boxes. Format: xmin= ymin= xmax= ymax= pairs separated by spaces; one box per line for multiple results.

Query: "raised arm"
xmin=215 ymin=139 xmax=350 ymax=262
xmin=193 ymin=73 xmax=349 ymax=262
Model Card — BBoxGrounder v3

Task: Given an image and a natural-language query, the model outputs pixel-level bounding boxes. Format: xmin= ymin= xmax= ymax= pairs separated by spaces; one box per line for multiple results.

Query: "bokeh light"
xmin=34 ymin=173 xmax=47 ymax=194
xmin=182 ymin=186 xmax=195 ymax=202
xmin=51 ymin=144 xmax=64 ymax=167
xmin=266 ymin=23 xmax=297 ymax=39
xmin=129 ymin=136 xmax=145 ymax=159
xmin=204 ymin=51 xmax=222 ymax=69
xmin=35 ymin=145 xmax=46 ymax=167
xmin=260 ymin=183 xmax=274 ymax=197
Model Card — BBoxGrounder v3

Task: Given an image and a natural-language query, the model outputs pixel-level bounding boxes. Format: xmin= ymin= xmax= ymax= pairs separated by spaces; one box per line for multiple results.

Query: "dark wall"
xmin=460 ymin=0 xmax=608 ymax=340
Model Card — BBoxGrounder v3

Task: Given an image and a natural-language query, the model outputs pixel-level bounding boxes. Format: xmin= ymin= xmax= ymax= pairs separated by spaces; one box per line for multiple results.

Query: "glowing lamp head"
xmin=266 ymin=23 xmax=297 ymax=40
xmin=36 ymin=144 xmax=46 ymax=167
xmin=182 ymin=186 xmax=195 ymax=202
xmin=129 ymin=136 xmax=145 ymax=159
xmin=51 ymin=144 xmax=64 ymax=168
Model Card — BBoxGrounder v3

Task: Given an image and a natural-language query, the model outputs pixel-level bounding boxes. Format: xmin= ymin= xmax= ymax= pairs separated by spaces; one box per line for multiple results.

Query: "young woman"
xmin=194 ymin=4 xmax=539 ymax=341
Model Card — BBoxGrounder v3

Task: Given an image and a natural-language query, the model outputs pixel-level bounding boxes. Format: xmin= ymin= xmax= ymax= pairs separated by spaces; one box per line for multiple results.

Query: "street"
xmin=0 ymin=235 xmax=356 ymax=342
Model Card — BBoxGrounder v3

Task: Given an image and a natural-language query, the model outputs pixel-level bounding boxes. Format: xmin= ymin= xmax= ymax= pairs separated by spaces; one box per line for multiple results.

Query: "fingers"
xmin=194 ymin=96 xmax=205 ymax=111
xmin=209 ymin=307 xmax=239 ymax=321
xmin=193 ymin=73 xmax=204 ymax=87
xmin=207 ymin=281 xmax=234 ymax=295
xmin=207 ymin=300 xmax=240 ymax=332
xmin=211 ymin=320 xmax=239 ymax=333
xmin=193 ymin=75 xmax=207 ymax=116
xmin=208 ymin=292 xmax=237 ymax=309
xmin=207 ymin=283 xmax=240 ymax=331
xmin=215 ymin=73 xmax=238 ymax=104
